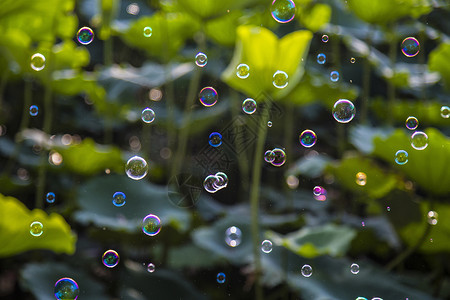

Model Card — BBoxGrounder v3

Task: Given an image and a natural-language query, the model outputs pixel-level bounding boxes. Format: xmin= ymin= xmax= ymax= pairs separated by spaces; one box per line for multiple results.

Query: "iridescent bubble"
xmin=142 ymin=214 xmax=162 ymax=236
xmin=29 ymin=105 xmax=39 ymax=116
xmin=195 ymin=52 xmax=207 ymax=67
xmin=317 ymin=53 xmax=326 ymax=65
xmin=299 ymin=130 xmax=317 ymax=148
xmin=301 ymin=264 xmax=313 ymax=277
xmin=102 ymin=250 xmax=120 ymax=268
xmin=141 ymin=108 xmax=155 ymax=123
xmin=405 ymin=116 xmax=418 ymax=130
xmin=411 ymin=131 xmax=428 ymax=150
xmin=427 ymin=211 xmax=438 ymax=225
xmin=54 ymin=278 xmax=79 ymax=300
xmin=330 ymin=71 xmax=340 ymax=82
xmin=143 ymin=26 xmax=153 ymax=37
xmin=204 ymin=175 xmax=218 ymax=193
xmin=371 ymin=298 xmax=383 ymax=300
xmin=350 ymin=263 xmax=360 ymax=274
xmin=356 ymin=298 xmax=368 ymax=300
xmin=225 ymin=226 xmax=242 ymax=247
xmin=242 ymin=98 xmax=257 ymax=114
xmin=270 ymin=0 xmax=296 ymax=23
xmin=264 ymin=150 xmax=276 ymax=163
xmin=30 ymin=221 xmax=43 ymax=237
xmin=125 ymin=156 xmax=148 ymax=180
xmin=270 ymin=148 xmax=286 ymax=167
xmin=112 ymin=192 xmax=126 ymax=207
xmin=30 ymin=53 xmax=45 ymax=71
xmin=236 ymin=63 xmax=250 ymax=79
xmin=217 ymin=272 xmax=226 ymax=284
xmin=313 ymin=186 xmax=327 ymax=201
xmin=214 ymin=172 xmax=228 ymax=190
xmin=199 ymin=87 xmax=218 ymax=107
xmin=261 ymin=240 xmax=273 ymax=253
xmin=350 ymin=57 xmax=356 ymax=64
xmin=395 ymin=150 xmax=408 ymax=165
xmin=147 ymin=263 xmax=155 ymax=273
xmin=387 ymin=206 xmax=391 ymax=212
xmin=273 ymin=70 xmax=288 ymax=88
xmin=267 ymin=121 xmax=273 ymax=127
xmin=332 ymin=99 xmax=356 ymax=123
xmin=401 ymin=37 xmax=420 ymax=57
xmin=322 ymin=35 xmax=329 ymax=43
xmin=46 ymin=192 xmax=55 ymax=204
xmin=440 ymin=106 xmax=450 ymax=118
xmin=209 ymin=132 xmax=222 ymax=147
xmin=355 ymin=172 xmax=367 ymax=186
xmin=77 ymin=27 xmax=94 ymax=45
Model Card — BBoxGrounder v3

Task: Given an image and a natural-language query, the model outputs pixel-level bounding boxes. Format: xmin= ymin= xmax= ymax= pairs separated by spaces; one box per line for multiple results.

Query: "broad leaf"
xmin=429 ymin=42 xmax=450 ymax=90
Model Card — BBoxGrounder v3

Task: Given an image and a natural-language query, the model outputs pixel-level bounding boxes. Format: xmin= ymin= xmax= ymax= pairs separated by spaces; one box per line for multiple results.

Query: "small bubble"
xmin=29 ymin=105 xmax=39 ymax=116
xmin=411 ymin=131 xmax=428 ymax=150
xmin=440 ymin=105 xmax=450 ymax=118
xmin=264 ymin=150 xmax=276 ymax=163
xmin=355 ymin=172 xmax=367 ymax=186
xmin=209 ymin=132 xmax=222 ymax=147
xmin=102 ymin=250 xmax=120 ymax=268
xmin=236 ymin=63 xmax=250 ymax=79
xmin=286 ymin=175 xmax=299 ymax=189
xmin=267 ymin=121 xmax=273 ymax=127
xmin=332 ymin=99 xmax=356 ymax=123
xmin=54 ymin=278 xmax=79 ymax=300
xmin=405 ymin=116 xmax=418 ymax=130
xmin=149 ymin=88 xmax=163 ymax=101
xmin=225 ymin=226 xmax=242 ymax=247
xmin=427 ymin=211 xmax=438 ymax=225
xmin=126 ymin=3 xmax=140 ymax=15
xmin=317 ymin=53 xmax=326 ymax=64
xmin=213 ymin=172 xmax=228 ymax=190
xmin=350 ymin=263 xmax=360 ymax=274
xmin=330 ymin=71 xmax=340 ymax=82
xmin=141 ymin=108 xmax=155 ymax=123
xmin=46 ymin=192 xmax=55 ymax=204
xmin=395 ymin=150 xmax=408 ymax=165
xmin=199 ymin=87 xmax=218 ymax=107
xmin=387 ymin=206 xmax=391 ymax=212
xmin=299 ymin=130 xmax=317 ymax=148
xmin=204 ymin=175 xmax=219 ymax=193
xmin=301 ymin=264 xmax=313 ymax=277
xmin=30 ymin=221 xmax=43 ymax=237
xmin=147 ymin=263 xmax=155 ymax=273
xmin=142 ymin=214 xmax=162 ymax=236
xmin=371 ymin=298 xmax=383 ymax=300
xmin=270 ymin=0 xmax=296 ymax=23
xmin=125 ymin=156 xmax=148 ymax=180
xmin=273 ymin=70 xmax=289 ymax=88
xmin=77 ymin=27 xmax=94 ymax=45
xmin=322 ymin=35 xmax=329 ymax=43
xmin=401 ymin=37 xmax=420 ymax=57
xmin=112 ymin=192 xmax=126 ymax=207
xmin=356 ymin=298 xmax=368 ymax=300
xmin=217 ymin=272 xmax=226 ymax=284
xmin=362 ymin=221 xmax=365 ymax=227
xmin=270 ymin=148 xmax=286 ymax=167
xmin=350 ymin=57 xmax=356 ymax=63
xmin=195 ymin=52 xmax=207 ymax=67
xmin=143 ymin=26 xmax=152 ymax=37
xmin=30 ymin=53 xmax=45 ymax=71
xmin=261 ymin=240 xmax=273 ymax=253
xmin=242 ymin=98 xmax=257 ymax=114
xmin=313 ymin=186 xmax=327 ymax=201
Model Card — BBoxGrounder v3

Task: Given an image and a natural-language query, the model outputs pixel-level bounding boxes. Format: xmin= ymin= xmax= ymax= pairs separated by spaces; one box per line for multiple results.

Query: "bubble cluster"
xmin=313 ymin=186 xmax=327 ymax=201
xmin=142 ymin=214 xmax=162 ymax=236
xmin=261 ymin=240 xmax=273 ymax=253
xmin=355 ymin=172 xmax=367 ymax=186
xmin=441 ymin=105 xmax=450 ymax=118
xmin=395 ymin=150 xmax=408 ymax=165
xmin=236 ymin=63 xmax=250 ymax=79
xmin=299 ymin=130 xmax=317 ymax=148
xmin=141 ymin=108 xmax=155 ymax=123
xmin=199 ymin=87 xmax=218 ymax=107
xmin=46 ymin=192 xmax=55 ymax=204
xmin=411 ymin=131 xmax=428 ymax=150
xmin=77 ymin=27 xmax=94 ymax=45
xmin=209 ymin=132 xmax=222 ymax=147
xmin=125 ymin=156 xmax=148 ymax=180
xmin=203 ymin=172 xmax=228 ymax=193
xmin=427 ymin=211 xmax=438 ymax=225
xmin=332 ymin=99 xmax=356 ymax=123
xmin=322 ymin=35 xmax=329 ymax=43
xmin=405 ymin=116 xmax=418 ymax=130
xmin=350 ymin=263 xmax=360 ymax=274
xmin=330 ymin=71 xmax=340 ymax=82
xmin=54 ymin=278 xmax=79 ymax=300
xmin=195 ymin=52 xmax=207 ymax=67
xmin=225 ymin=226 xmax=242 ymax=247
xmin=270 ymin=0 xmax=296 ymax=23
xmin=30 ymin=221 xmax=43 ymax=237
xmin=317 ymin=53 xmax=326 ymax=65
xmin=217 ymin=272 xmax=226 ymax=284
xmin=30 ymin=53 xmax=45 ymax=71
xmin=264 ymin=150 xmax=276 ymax=163
xmin=102 ymin=250 xmax=120 ymax=268
xmin=271 ymin=148 xmax=287 ymax=167
xmin=147 ymin=263 xmax=155 ymax=273
xmin=273 ymin=70 xmax=289 ymax=88
xmin=301 ymin=264 xmax=313 ymax=277
xmin=112 ymin=192 xmax=126 ymax=207
xmin=29 ymin=105 xmax=39 ymax=116
xmin=401 ymin=37 xmax=420 ymax=57
xmin=143 ymin=26 xmax=153 ymax=37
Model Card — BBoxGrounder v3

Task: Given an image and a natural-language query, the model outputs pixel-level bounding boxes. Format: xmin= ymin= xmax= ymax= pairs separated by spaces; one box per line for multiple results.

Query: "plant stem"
xmin=361 ymin=27 xmax=374 ymax=124
xmin=0 ymin=68 xmax=8 ymax=111
xmin=387 ymin=25 xmax=397 ymax=125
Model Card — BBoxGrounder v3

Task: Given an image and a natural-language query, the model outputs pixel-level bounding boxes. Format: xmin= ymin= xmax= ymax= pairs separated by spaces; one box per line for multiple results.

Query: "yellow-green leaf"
xmin=298 ymin=3 xmax=331 ymax=32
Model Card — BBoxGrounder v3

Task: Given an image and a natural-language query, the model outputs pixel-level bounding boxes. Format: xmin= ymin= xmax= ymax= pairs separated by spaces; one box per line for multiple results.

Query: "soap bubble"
xmin=214 ymin=172 xmax=228 ymax=189
xmin=261 ymin=240 xmax=273 ymax=253
xmin=54 ymin=278 xmax=79 ymax=300
xmin=264 ymin=150 xmax=276 ymax=163
xmin=440 ymin=106 xmax=450 ymax=118
xmin=112 ymin=192 xmax=126 ymax=207
xmin=317 ymin=53 xmax=326 ymax=64
xmin=29 ymin=105 xmax=39 ymax=116
xmin=271 ymin=148 xmax=286 ymax=167
xmin=267 ymin=121 xmax=273 ymax=127
xmin=395 ymin=150 xmax=408 ymax=165
xmin=301 ymin=264 xmax=313 ymax=277
xmin=30 ymin=53 xmax=45 ymax=71
xmin=270 ymin=0 xmax=296 ymax=23
xmin=350 ymin=57 xmax=356 ymax=63
xmin=217 ymin=272 xmax=226 ymax=283
xmin=411 ymin=131 xmax=428 ymax=150
xmin=143 ymin=26 xmax=152 ymax=37
xmin=356 ymin=298 xmax=368 ymax=300
xmin=350 ymin=263 xmax=360 ymax=274
xmin=242 ymin=98 xmax=257 ymax=114
xmin=142 ymin=214 xmax=162 ymax=236
xmin=195 ymin=52 xmax=207 ymax=67
xmin=204 ymin=175 xmax=218 ymax=193
xmin=330 ymin=71 xmax=340 ymax=82
xmin=273 ymin=70 xmax=288 ymax=88
xmin=125 ymin=156 xmax=148 ymax=180
xmin=236 ymin=63 xmax=250 ymax=79
xmin=102 ymin=250 xmax=120 ymax=268
xmin=147 ymin=263 xmax=155 ymax=273
xmin=332 ymin=99 xmax=356 ymax=123
xmin=77 ymin=27 xmax=94 ymax=45
xmin=141 ymin=108 xmax=155 ymax=123
xmin=299 ymin=130 xmax=317 ymax=148
xmin=405 ymin=116 xmax=418 ymax=130
xmin=46 ymin=192 xmax=56 ymax=204
xmin=427 ymin=211 xmax=438 ymax=225
xmin=313 ymin=186 xmax=327 ymax=201
xmin=30 ymin=221 xmax=43 ymax=237
xmin=355 ymin=172 xmax=367 ymax=186
xmin=209 ymin=132 xmax=222 ymax=147
xmin=199 ymin=87 xmax=218 ymax=107
xmin=401 ymin=37 xmax=420 ymax=57
xmin=322 ymin=35 xmax=329 ymax=43
xmin=225 ymin=226 xmax=242 ymax=247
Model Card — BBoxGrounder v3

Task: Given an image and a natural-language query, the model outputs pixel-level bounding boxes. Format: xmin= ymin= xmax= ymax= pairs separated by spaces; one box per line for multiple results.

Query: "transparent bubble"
xmin=267 ymin=121 xmax=272 ymax=127
xmin=401 ymin=37 xmax=420 ymax=57
xmin=225 ymin=226 xmax=242 ymax=247
xmin=440 ymin=106 xmax=450 ymax=118
xmin=371 ymin=298 xmax=383 ymax=300
xmin=350 ymin=57 xmax=356 ymax=64
xmin=427 ymin=211 xmax=438 ymax=225
xmin=54 ymin=278 xmax=79 ymax=300
xmin=141 ymin=108 xmax=155 ymax=123
xmin=77 ymin=27 xmax=94 ymax=45
xmin=350 ymin=263 xmax=360 ymax=274
xmin=387 ymin=206 xmax=391 ymax=212
xmin=317 ymin=53 xmax=326 ymax=65
xmin=261 ymin=240 xmax=273 ymax=253
xmin=395 ymin=150 xmax=408 ymax=165
xmin=204 ymin=175 xmax=218 ymax=193
xmin=332 ymin=99 xmax=356 ymax=123
xmin=214 ymin=172 xmax=229 ymax=190
xmin=147 ymin=263 xmax=155 ymax=273
xmin=299 ymin=130 xmax=317 ymax=148
xmin=195 ymin=52 xmax=207 ymax=67
xmin=242 ymin=98 xmax=257 ymax=114
xmin=30 ymin=53 xmax=45 ymax=71
xmin=143 ymin=26 xmax=152 ymax=37
xmin=102 ymin=250 xmax=120 ymax=268
xmin=301 ymin=264 xmax=313 ymax=277
xmin=125 ymin=156 xmax=148 ymax=180
xmin=273 ymin=70 xmax=289 ymax=88
xmin=405 ymin=116 xmax=418 ymax=130
xmin=286 ymin=175 xmax=299 ymax=189
xmin=199 ymin=87 xmax=218 ymax=107
xmin=355 ymin=172 xmax=367 ymax=186
xmin=142 ymin=214 xmax=162 ymax=236
xmin=30 ymin=221 xmax=43 ymax=237
xmin=29 ymin=105 xmax=39 ymax=116
xmin=356 ymin=298 xmax=368 ymax=300
xmin=270 ymin=148 xmax=286 ymax=167
xmin=46 ymin=192 xmax=56 ymax=204
xmin=112 ymin=191 xmax=126 ymax=207
xmin=217 ymin=272 xmax=226 ymax=284
xmin=411 ymin=131 xmax=428 ymax=150
xmin=322 ymin=35 xmax=329 ymax=43
xmin=313 ymin=186 xmax=327 ymax=201
xmin=264 ymin=150 xmax=276 ymax=163
xmin=236 ymin=63 xmax=250 ymax=79
xmin=126 ymin=3 xmax=140 ymax=15
xmin=330 ymin=71 xmax=340 ymax=82
xmin=209 ymin=132 xmax=222 ymax=147
xmin=270 ymin=0 xmax=296 ymax=23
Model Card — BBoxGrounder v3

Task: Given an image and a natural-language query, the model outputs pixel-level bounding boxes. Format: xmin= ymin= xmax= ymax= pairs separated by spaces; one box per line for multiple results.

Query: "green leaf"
xmin=298 ymin=3 xmax=331 ymax=32
xmin=0 ymin=28 xmax=31 ymax=74
xmin=174 ymin=0 xmax=258 ymax=20
xmin=204 ymin=10 xmax=242 ymax=46
xmin=429 ymin=42 xmax=450 ymax=90
xmin=221 ymin=25 xmax=313 ymax=100
xmin=0 ymin=194 xmax=76 ymax=257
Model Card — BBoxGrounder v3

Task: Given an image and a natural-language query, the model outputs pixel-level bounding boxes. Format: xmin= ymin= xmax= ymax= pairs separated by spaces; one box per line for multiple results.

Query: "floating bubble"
xmin=273 ymin=70 xmax=288 ymax=88
xmin=242 ymin=98 xmax=257 ymax=114
xmin=441 ymin=106 xmax=450 ymax=118
xmin=301 ymin=264 xmax=313 ymax=277
xmin=371 ymin=298 xmax=383 ymax=300
xmin=411 ymin=131 xmax=428 ymax=150
xmin=102 ymin=250 xmax=120 ymax=268
xmin=29 ymin=105 xmax=39 ymax=116
xmin=147 ymin=263 xmax=155 ymax=273
xmin=46 ymin=192 xmax=55 ymax=204
xmin=356 ymin=298 xmax=368 ymax=300
xmin=261 ymin=240 xmax=273 ymax=253
xmin=142 ymin=214 xmax=162 ymax=236
xmin=395 ymin=150 xmax=408 ymax=165
xmin=271 ymin=148 xmax=286 ymax=167
xmin=317 ymin=53 xmax=326 ymax=65
xmin=236 ymin=63 xmax=250 ymax=79
xmin=125 ymin=156 xmax=148 ymax=180
xmin=350 ymin=57 xmax=356 ymax=64
xmin=330 ymin=71 xmax=340 ymax=82
xmin=195 ymin=52 xmax=207 ymax=67
xmin=355 ymin=172 xmax=367 ymax=186
xmin=54 ymin=278 xmax=79 ymax=300
xmin=267 ymin=121 xmax=273 ymax=127
xmin=286 ymin=175 xmax=299 ymax=189
xmin=217 ymin=272 xmax=226 ymax=284
xmin=313 ymin=186 xmax=327 ymax=201
xmin=214 ymin=172 xmax=228 ymax=189
xmin=350 ymin=263 xmax=360 ymax=274
xmin=30 ymin=221 xmax=43 ymax=237
xmin=199 ymin=87 xmax=218 ymax=107
xmin=322 ymin=35 xmax=329 ymax=43
xmin=270 ymin=0 xmax=296 ymax=23
xmin=126 ymin=3 xmax=140 ymax=15
xmin=405 ymin=116 xmax=418 ymax=130
xmin=225 ymin=226 xmax=242 ymax=247
xmin=299 ymin=130 xmax=317 ymax=148
xmin=264 ymin=150 xmax=276 ymax=163
xmin=112 ymin=192 xmax=126 ymax=207
xmin=77 ymin=27 xmax=94 ymax=45
xmin=401 ymin=37 xmax=420 ymax=57
xmin=143 ymin=26 xmax=153 ymax=37
xmin=427 ymin=211 xmax=438 ymax=225
xmin=209 ymin=132 xmax=222 ymax=147
xmin=141 ymin=108 xmax=155 ymax=123
xmin=332 ymin=99 xmax=356 ymax=123
xmin=387 ymin=206 xmax=391 ymax=212
xmin=30 ymin=53 xmax=45 ymax=71
xmin=203 ymin=175 xmax=218 ymax=193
